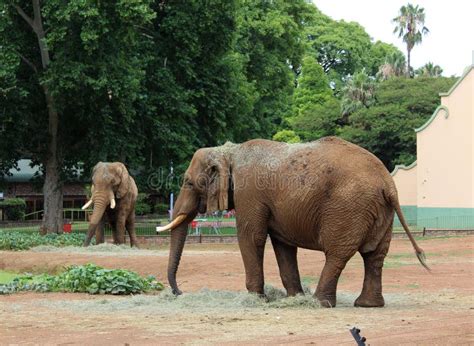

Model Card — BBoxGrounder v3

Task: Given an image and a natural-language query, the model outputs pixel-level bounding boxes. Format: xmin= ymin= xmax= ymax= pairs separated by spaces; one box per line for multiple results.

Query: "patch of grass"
xmin=0 ymin=271 xmax=18 ymax=284
xmin=406 ymin=283 xmax=420 ymax=289
xmin=383 ymin=260 xmax=406 ymax=269
xmin=301 ymin=276 xmax=318 ymax=286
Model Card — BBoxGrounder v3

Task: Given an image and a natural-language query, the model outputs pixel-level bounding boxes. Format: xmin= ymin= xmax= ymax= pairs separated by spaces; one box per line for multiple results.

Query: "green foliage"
xmin=340 ymin=76 xmax=456 ymax=170
xmin=135 ymin=193 xmax=152 ymax=216
xmin=154 ymin=203 xmax=170 ymax=214
xmin=0 ymin=264 xmax=163 ymax=295
xmin=285 ymin=55 xmax=341 ymax=140
xmin=0 ymin=232 xmax=86 ymax=251
xmin=288 ymin=97 xmax=341 ymax=141
xmin=0 ymin=198 xmax=26 ymax=221
xmin=234 ymin=0 xmax=311 ymax=139
xmin=368 ymin=41 xmax=404 ymax=76
xmin=272 ymin=130 xmax=301 ymax=144
xmin=377 ymin=51 xmax=407 ymax=80
xmin=304 ymin=8 xmax=372 ymax=90
xmin=341 ymin=68 xmax=376 ymax=116
xmin=416 ymin=62 xmax=443 ymax=77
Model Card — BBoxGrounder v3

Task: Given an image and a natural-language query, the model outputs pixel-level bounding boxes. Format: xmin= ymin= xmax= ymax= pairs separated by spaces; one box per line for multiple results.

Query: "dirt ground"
xmin=0 ymin=236 xmax=473 ymax=345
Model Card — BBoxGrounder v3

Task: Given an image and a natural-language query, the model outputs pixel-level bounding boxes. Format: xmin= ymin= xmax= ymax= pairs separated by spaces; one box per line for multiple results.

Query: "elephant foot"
xmin=287 ymin=290 xmax=304 ymax=297
xmin=315 ymin=293 xmax=336 ymax=308
xmin=171 ymin=287 xmax=182 ymax=296
xmin=354 ymin=294 xmax=385 ymax=308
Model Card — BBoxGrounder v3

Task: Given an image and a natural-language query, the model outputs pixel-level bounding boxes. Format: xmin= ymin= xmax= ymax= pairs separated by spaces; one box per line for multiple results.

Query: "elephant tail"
xmin=389 ymin=191 xmax=431 ymax=272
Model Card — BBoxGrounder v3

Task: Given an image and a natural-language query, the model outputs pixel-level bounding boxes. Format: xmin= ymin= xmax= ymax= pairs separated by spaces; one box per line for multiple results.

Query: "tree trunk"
xmin=407 ymin=48 xmax=411 ymax=78
xmin=42 ymin=84 xmax=63 ymax=233
xmin=14 ymin=1 xmax=64 ymax=233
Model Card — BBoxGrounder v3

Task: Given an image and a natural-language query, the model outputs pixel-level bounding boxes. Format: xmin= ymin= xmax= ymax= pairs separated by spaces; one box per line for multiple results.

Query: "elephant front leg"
xmin=95 ymin=219 xmax=105 ymax=244
xmin=237 ymin=227 xmax=267 ymax=296
xmin=115 ymin=215 xmax=127 ymax=245
xmin=270 ymin=235 xmax=303 ymax=296
xmin=126 ymin=212 xmax=139 ymax=248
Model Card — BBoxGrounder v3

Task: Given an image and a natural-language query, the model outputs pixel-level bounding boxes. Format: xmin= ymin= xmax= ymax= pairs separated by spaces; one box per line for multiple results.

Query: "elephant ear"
xmin=115 ymin=163 xmax=131 ymax=198
xmin=206 ymin=153 xmax=229 ymax=213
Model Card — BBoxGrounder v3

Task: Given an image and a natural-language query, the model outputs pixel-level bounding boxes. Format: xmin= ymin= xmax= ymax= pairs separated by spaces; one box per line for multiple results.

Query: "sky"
xmin=313 ymin=0 xmax=474 ymax=76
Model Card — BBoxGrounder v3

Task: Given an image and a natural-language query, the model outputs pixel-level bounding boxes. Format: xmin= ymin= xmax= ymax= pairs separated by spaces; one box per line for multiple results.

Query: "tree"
xmin=272 ymin=130 xmax=301 ymax=144
xmin=367 ymin=41 xmax=404 ymax=77
xmin=234 ymin=0 xmax=311 ymax=139
xmin=341 ymin=69 xmax=376 ymax=116
xmin=393 ymin=3 xmax=429 ymax=77
xmin=376 ymin=51 xmax=407 ymax=80
xmin=416 ymin=62 xmax=443 ymax=77
xmin=340 ymin=76 xmax=456 ymax=170
xmin=304 ymin=9 xmax=373 ymax=90
xmin=286 ymin=55 xmax=341 ymax=140
xmin=1 ymin=0 xmax=155 ymax=232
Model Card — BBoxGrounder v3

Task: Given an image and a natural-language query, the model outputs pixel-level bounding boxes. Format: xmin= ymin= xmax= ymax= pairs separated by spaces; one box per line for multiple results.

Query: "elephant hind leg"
xmin=270 ymin=235 xmax=303 ymax=296
xmin=314 ymin=255 xmax=352 ymax=308
xmin=355 ymin=227 xmax=392 ymax=308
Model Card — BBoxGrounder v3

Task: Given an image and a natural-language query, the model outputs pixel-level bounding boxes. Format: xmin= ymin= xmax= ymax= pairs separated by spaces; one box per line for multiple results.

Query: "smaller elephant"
xmin=82 ymin=162 xmax=138 ymax=247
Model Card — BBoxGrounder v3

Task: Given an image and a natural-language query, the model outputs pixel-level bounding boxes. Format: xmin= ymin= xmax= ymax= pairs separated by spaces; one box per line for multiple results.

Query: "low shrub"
xmin=0 ymin=232 xmax=86 ymax=251
xmin=154 ymin=203 xmax=170 ymax=214
xmin=0 ymin=263 xmax=164 ymax=295
xmin=0 ymin=198 xmax=26 ymax=221
xmin=135 ymin=193 xmax=152 ymax=216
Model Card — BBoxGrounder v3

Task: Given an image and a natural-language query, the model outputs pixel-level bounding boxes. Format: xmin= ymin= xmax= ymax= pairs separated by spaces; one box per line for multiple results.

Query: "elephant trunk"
xmin=83 ymin=192 xmax=109 ymax=247
xmin=167 ymin=222 xmax=188 ymax=295
xmin=166 ymin=190 xmax=198 ymax=295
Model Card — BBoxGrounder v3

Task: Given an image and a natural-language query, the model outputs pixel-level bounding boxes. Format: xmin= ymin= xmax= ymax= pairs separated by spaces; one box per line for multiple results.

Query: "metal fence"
xmin=2 ymin=215 xmax=473 ymax=235
xmin=0 ymin=217 xmax=238 ymax=236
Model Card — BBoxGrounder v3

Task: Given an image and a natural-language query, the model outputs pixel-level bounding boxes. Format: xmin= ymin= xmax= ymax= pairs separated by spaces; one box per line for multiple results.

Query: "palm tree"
xmin=393 ymin=4 xmax=429 ymax=77
xmin=377 ymin=51 xmax=407 ymax=80
xmin=341 ymin=68 xmax=376 ymax=116
xmin=416 ymin=62 xmax=443 ymax=77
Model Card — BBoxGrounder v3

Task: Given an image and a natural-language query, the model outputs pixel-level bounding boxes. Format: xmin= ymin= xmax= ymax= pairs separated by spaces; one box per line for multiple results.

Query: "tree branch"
xmin=32 ymin=0 xmax=42 ymax=28
xmin=15 ymin=51 xmax=38 ymax=73
xmin=13 ymin=4 xmax=35 ymax=30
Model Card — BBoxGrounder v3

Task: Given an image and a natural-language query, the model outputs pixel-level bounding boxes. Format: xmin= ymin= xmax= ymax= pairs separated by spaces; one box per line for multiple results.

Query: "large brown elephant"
xmin=158 ymin=137 xmax=429 ymax=307
xmin=82 ymin=162 xmax=138 ymax=247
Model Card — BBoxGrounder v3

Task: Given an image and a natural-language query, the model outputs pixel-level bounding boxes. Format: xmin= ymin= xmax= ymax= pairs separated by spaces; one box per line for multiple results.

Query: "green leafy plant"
xmin=0 ymin=232 xmax=87 ymax=251
xmin=154 ymin=203 xmax=170 ymax=214
xmin=135 ymin=193 xmax=152 ymax=216
xmin=0 ymin=264 xmax=163 ymax=295
xmin=0 ymin=198 xmax=26 ymax=221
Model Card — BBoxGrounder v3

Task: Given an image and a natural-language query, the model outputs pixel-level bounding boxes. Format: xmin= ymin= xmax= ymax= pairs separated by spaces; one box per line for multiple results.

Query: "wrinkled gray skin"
xmin=166 ymin=137 xmax=428 ymax=307
xmin=83 ymin=162 xmax=138 ymax=247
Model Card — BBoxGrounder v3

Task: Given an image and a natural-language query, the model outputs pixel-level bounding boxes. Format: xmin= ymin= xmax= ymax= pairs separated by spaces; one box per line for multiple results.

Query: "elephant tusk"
xmin=110 ymin=198 xmax=116 ymax=209
xmin=156 ymin=214 xmax=187 ymax=233
xmin=81 ymin=199 xmax=93 ymax=210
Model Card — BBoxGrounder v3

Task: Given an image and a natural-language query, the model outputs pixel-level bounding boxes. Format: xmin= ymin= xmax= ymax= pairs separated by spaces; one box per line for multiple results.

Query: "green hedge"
xmin=0 ymin=198 xmax=26 ymax=221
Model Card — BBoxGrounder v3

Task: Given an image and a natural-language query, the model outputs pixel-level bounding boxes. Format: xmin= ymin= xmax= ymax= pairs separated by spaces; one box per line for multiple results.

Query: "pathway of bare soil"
xmin=0 ymin=236 xmax=473 ymax=344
